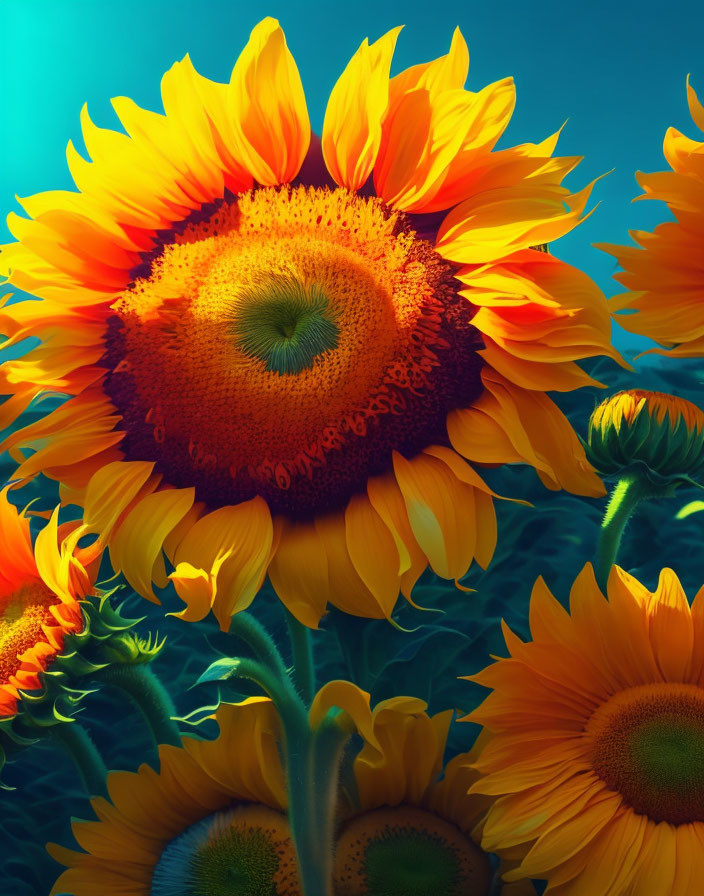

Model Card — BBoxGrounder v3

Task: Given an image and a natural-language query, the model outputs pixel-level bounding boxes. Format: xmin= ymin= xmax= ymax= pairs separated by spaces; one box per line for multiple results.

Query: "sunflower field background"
xmin=1 ymin=1 xmax=704 ymax=895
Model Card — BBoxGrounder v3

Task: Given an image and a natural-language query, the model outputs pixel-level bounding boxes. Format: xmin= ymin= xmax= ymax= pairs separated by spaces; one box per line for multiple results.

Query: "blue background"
xmin=1 ymin=0 xmax=703 ymax=352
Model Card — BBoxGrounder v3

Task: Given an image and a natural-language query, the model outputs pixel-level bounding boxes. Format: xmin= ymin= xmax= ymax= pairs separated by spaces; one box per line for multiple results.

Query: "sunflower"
xmin=48 ymin=698 xmax=301 ymax=895
xmin=330 ymin=690 xmax=536 ymax=895
xmin=587 ymin=389 xmax=704 ymax=481
xmin=0 ymin=18 xmax=617 ymax=629
xmin=0 ymin=488 xmax=94 ymax=717
xmin=467 ymin=564 xmax=704 ymax=895
xmin=601 ymin=80 xmax=704 ymax=356
xmin=50 ymin=686 xmax=534 ymax=896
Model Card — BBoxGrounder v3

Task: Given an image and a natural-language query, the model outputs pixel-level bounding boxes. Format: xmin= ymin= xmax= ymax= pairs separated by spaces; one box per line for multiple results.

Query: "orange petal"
xmin=0 ymin=487 xmax=37 ymax=591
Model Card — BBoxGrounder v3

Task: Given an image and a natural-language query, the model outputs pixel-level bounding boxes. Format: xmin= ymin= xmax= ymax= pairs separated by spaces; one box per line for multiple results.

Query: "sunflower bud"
xmin=587 ymin=390 xmax=704 ymax=485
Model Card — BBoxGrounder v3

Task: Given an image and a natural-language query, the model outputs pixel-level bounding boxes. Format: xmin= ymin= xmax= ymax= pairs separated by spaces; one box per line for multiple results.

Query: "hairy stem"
xmin=95 ymin=664 xmax=181 ymax=747
xmin=595 ymin=472 xmax=659 ymax=590
xmin=285 ymin=609 xmax=316 ymax=705
xmin=51 ymin=722 xmax=108 ymax=798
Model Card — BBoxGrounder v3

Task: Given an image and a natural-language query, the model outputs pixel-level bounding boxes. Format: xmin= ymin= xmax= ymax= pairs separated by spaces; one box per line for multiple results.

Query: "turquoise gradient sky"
xmin=1 ymin=0 xmax=702 ymax=351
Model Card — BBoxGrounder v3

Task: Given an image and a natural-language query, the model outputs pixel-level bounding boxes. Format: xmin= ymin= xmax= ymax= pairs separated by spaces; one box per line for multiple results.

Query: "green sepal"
xmin=0 ymin=588 xmax=165 ymax=784
xmin=587 ymin=406 xmax=704 ymax=480
xmin=599 ymin=459 xmax=703 ymax=494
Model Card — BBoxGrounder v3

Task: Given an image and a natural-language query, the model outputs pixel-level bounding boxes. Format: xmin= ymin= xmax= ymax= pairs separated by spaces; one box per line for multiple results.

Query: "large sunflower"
xmin=0 ymin=18 xmax=617 ymax=629
xmin=467 ymin=564 xmax=704 ymax=895
xmin=602 ymin=80 xmax=704 ymax=356
xmin=0 ymin=489 xmax=95 ymax=716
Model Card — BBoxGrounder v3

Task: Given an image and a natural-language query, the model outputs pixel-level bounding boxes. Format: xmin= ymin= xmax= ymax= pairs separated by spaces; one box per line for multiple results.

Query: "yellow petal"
xmin=173 ymin=498 xmax=273 ymax=630
xmin=322 ymin=27 xmax=402 ymax=190
xmin=313 ymin=511 xmax=383 ymax=618
xmin=228 ymin=18 xmax=310 ymax=185
xmin=169 ymin=558 xmax=223 ymax=622
xmin=436 ymin=180 xmax=597 ymax=264
xmin=345 ymin=493 xmax=402 ymax=619
xmin=268 ymin=519 xmax=329 ymax=629
xmin=392 ymin=449 xmax=478 ymax=580
xmin=387 ymin=27 xmax=468 ymax=107
xmin=109 ymin=487 xmax=196 ymax=602
xmin=310 ymin=680 xmax=379 ymax=749
xmin=366 ymin=472 xmax=427 ymax=600
xmin=80 ymin=459 xmax=155 ymax=541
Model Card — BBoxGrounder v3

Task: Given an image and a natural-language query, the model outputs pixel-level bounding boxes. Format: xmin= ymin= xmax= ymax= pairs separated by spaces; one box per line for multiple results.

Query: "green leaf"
xmin=196 ymin=657 xmax=244 ymax=685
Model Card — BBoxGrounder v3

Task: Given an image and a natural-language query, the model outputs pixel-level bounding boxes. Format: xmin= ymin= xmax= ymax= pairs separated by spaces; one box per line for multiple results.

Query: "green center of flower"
xmin=190 ymin=826 xmax=278 ymax=896
xmin=334 ymin=807 xmax=491 ymax=896
xmin=631 ymin=717 xmax=704 ymax=797
xmin=589 ymin=684 xmax=704 ymax=824
xmin=230 ymin=275 xmax=340 ymax=375
xmin=364 ymin=832 xmax=461 ymax=895
xmin=150 ymin=806 xmax=299 ymax=896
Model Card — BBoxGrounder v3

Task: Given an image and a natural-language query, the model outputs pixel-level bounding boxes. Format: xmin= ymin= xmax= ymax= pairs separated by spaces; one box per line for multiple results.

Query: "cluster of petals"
xmin=467 ymin=564 xmax=704 ymax=895
xmin=602 ymin=80 xmax=704 ymax=357
xmin=0 ymin=489 xmax=96 ymax=716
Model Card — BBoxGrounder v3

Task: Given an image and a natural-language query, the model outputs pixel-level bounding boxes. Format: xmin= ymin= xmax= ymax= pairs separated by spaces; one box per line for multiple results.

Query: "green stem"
xmin=229 ymin=612 xmax=290 ymax=681
xmin=225 ymin=657 xmax=306 ymax=727
xmin=51 ymin=722 xmax=108 ymax=798
xmin=595 ymin=472 xmax=656 ymax=590
xmin=224 ymin=645 xmax=340 ymax=896
xmin=284 ymin=608 xmax=316 ymax=705
xmin=95 ymin=664 xmax=181 ymax=747
xmin=283 ymin=713 xmax=347 ymax=896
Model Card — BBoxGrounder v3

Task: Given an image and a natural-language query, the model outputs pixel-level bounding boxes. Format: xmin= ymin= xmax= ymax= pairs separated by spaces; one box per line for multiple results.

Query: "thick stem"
xmin=284 ymin=608 xmax=316 ymax=706
xmin=95 ymin=664 xmax=181 ymax=747
xmin=51 ymin=722 xmax=108 ymax=797
xmin=284 ymin=714 xmax=346 ymax=896
xmin=224 ymin=641 xmax=338 ymax=896
xmin=229 ymin=612 xmax=290 ymax=681
xmin=595 ymin=473 xmax=653 ymax=591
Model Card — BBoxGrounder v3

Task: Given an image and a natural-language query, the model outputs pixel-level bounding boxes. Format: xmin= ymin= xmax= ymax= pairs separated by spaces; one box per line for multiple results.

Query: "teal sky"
xmin=1 ymin=0 xmax=702 ymax=351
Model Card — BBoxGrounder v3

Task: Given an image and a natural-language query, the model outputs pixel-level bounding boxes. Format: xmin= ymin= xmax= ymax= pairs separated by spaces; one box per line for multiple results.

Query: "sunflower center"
xmin=102 ymin=186 xmax=483 ymax=518
xmin=0 ymin=582 xmax=57 ymax=683
xmin=587 ymin=683 xmax=704 ymax=824
xmin=230 ymin=276 xmax=340 ymax=375
xmin=333 ymin=807 xmax=492 ymax=896
xmin=150 ymin=805 xmax=299 ymax=896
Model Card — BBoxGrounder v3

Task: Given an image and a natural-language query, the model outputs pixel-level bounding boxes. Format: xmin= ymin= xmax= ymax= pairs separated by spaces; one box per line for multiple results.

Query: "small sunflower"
xmin=0 ymin=18 xmax=617 ymax=629
xmin=49 ymin=698 xmax=300 ymax=896
xmin=601 ymin=79 xmax=704 ymax=356
xmin=587 ymin=389 xmax=704 ymax=482
xmin=467 ymin=564 xmax=704 ymax=895
xmin=329 ymin=692 xmax=536 ymax=896
xmin=0 ymin=488 xmax=94 ymax=717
